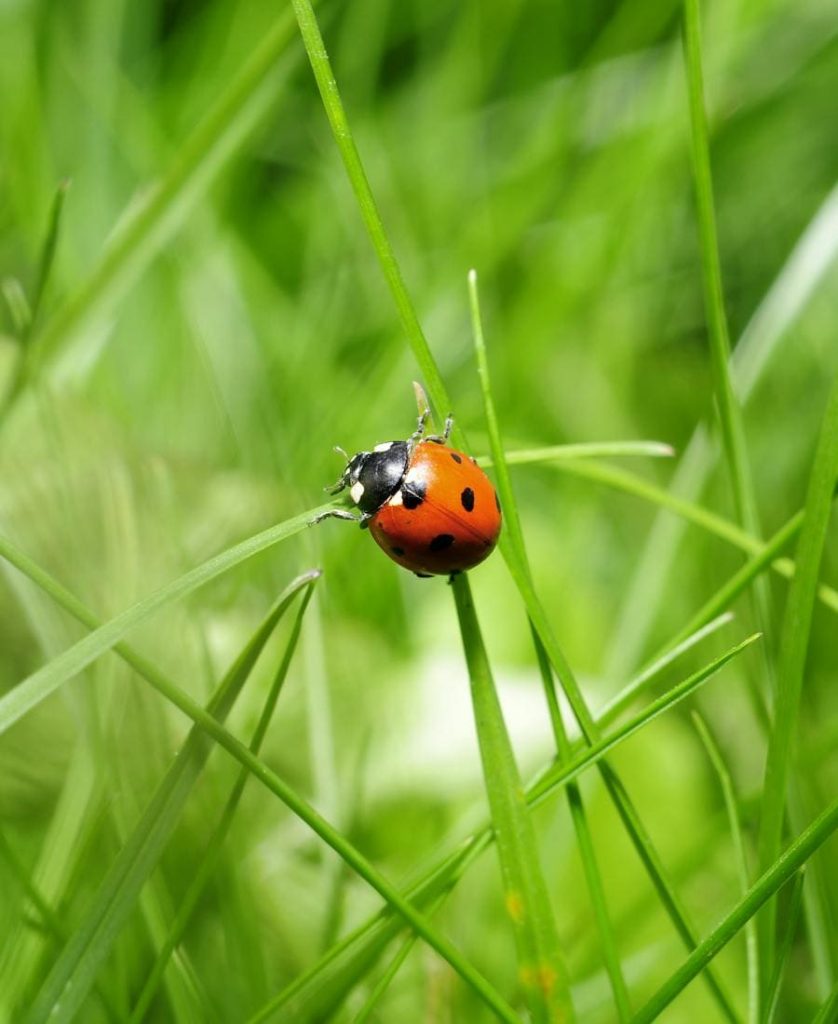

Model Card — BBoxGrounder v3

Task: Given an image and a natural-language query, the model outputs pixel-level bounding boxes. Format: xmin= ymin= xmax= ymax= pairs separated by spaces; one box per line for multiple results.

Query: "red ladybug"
xmin=313 ymin=412 xmax=502 ymax=576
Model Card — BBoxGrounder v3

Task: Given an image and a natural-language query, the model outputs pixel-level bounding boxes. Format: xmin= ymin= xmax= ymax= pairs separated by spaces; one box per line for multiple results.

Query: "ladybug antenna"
xmin=333 ymin=445 xmax=350 ymax=462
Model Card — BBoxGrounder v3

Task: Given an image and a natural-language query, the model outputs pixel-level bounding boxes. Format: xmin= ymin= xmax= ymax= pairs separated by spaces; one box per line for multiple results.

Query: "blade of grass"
xmin=452 ymin=572 xmax=575 ymax=1024
xmin=597 ymin=612 xmax=735 ymax=727
xmin=0 ymin=831 xmax=120 ymax=1022
xmin=682 ymin=0 xmax=760 ymax=544
xmin=24 ymin=9 xmax=301 ymax=379
xmin=0 ymin=534 xmax=521 ymax=1024
xmin=528 ymin=634 xmax=761 ymax=807
xmin=25 ymin=571 xmax=319 ymax=1024
xmin=289 ymin=0 xmax=453 ymax=426
xmin=811 ymin=985 xmax=838 ymax=1024
xmin=0 ymin=521 xmax=751 ymax=1024
xmin=518 ymin=457 xmax=838 ymax=616
xmin=351 ymin=894 xmax=448 ymax=1024
xmin=470 ymin=269 xmax=742 ymax=1023
xmin=606 ymin=180 xmax=838 ymax=682
xmin=692 ymin=713 xmax=758 ymax=1024
xmin=756 ymin=374 xmax=838 ymax=989
xmin=631 ymin=796 xmax=838 ymax=1024
xmin=127 ymin=582 xmax=316 ymax=1024
xmin=25 ymin=179 xmax=71 ymax=343
xmin=0 ymin=502 xmax=328 ymax=737
xmin=468 ymin=273 xmax=626 ymax=1017
xmin=531 ymin=627 xmax=631 ymax=1019
xmin=763 ymin=870 xmax=805 ymax=1024
xmin=253 ymin=626 xmax=754 ymax=1024
xmin=649 ymin=511 xmax=803 ymax=663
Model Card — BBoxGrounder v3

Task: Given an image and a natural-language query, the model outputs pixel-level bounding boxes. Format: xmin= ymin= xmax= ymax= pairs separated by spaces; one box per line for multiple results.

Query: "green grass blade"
xmin=351 ymin=895 xmax=448 ymax=1024
xmin=756 ymin=375 xmax=838 ymax=988
xmin=25 ymin=572 xmax=318 ymax=1024
xmin=811 ymin=985 xmax=838 ymax=1024
xmin=25 ymin=179 xmax=71 ymax=342
xmin=289 ymin=0 xmax=453 ymax=425
xmin=128 ymin=583 xmax=316 ymax=1024
xmin=692 ymin=713 xmax=758 ymax=1024
xmin=682 ymin=0 xmax=759 ymax=539
xmin=650 ymin=511 xmax=803 ymax=663
xmin=764 ymin=870 xmax=805 ymax=1024
xmin=631 ymin=797 xmax=838 ymax=1024
xmin=529 ymin=634 xmax=761 ymax=807
xmin=531 ymin=458 xmax=838 ymax=616
xmin=0 ymin=535 xmax=521 ymax=1024
xmin=484 ymin=442 xmax=675 ymax=462
xmin=25 ymin=9 xmax=300 ymax=377
xmin=0 ymin=503 xmax=326 ymax=737
xmin=1 ymin=530 xmax=754 ymax=1024
xmin=598 ymin=612 xmax=735 ymax=727
xmin=452 ymin=572 xmax=575 ymax=1024
xmin=470 ymin=270 xmax=742 ymax=1023
xmin=532 ymin=628 xmax=631 ymax=1020
xmin=252 ymin=626 xmax=752 ymax=1024
xmin=469 ymin=269 xmax=628 ymax=1018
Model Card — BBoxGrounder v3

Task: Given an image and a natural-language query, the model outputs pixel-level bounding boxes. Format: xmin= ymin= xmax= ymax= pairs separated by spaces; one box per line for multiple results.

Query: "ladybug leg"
xmin=424 ymin=413 xmax=455 ymax=445
xmin=324 ymin=447 xmax=351 ymax=494
xmin=309 ymin=508 xmax=369 ymax=526
xmin=409 ymin=409 xmax=430 ymax=444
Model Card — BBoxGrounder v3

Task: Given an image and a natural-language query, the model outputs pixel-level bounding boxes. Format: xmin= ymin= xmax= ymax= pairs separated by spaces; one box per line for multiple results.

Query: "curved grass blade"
xmin=811 ymin=985 xmax=838 ymax=1024
xmin=0 ymin=831 xmax=119 ymax=1022
xmin=523 ymin=457 xmax=838 ymax=616
xmin=253 ymin=624 xmax=758 ymax=1024
xmin=25 ymin=572 xmax=319 ymax=1024
xmin=0 ymin=503 xmax=328 ymax=737
xmin=1 ymin=519 xmax=755 ymax=1024
xmin=692 ymin=713 xmax=758 ymax=1024
xmin=288 ymin=0 xmax=453 ymax=426
xmin=757 ymin=374 xmax=838 ymax=996
xmin=470 ymin=270 xmax=741 ymax=1023
xmin=532 ymin=627 xmax=631 ymax=1020
xmin=0 ymin=535 xmax=521 ymax=1024
xmin=25 ymin=9 xmax=301 ymax=378
xmin=631 ymin=797 xmax=838 ymax=1024
xmin=597 ymin=612 xmax=734 ymax=727
xmin=127 ymin=583 xmax=316 ymax=1023
xmin=351 ymin=894 xmax=448 ymax=1024
xmin=452 ymin=572 xmax=575 ymax=1024
xmin=764 ymin=870 xmax=805 ymax=1024
xmin=468 ymin=268 xmax=626 ymax=1019
xmin=605 ymin=180 xmax=838 ymax=682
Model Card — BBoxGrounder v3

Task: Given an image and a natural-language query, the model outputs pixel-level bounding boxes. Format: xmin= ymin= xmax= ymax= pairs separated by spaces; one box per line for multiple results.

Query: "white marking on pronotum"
xmin=388 ymin=490 xmax=404 ymax=506
xmin=374 ymin=441 xmax=394 ymax=452
xmin=350 ymin=481 xmax=365 ymax=503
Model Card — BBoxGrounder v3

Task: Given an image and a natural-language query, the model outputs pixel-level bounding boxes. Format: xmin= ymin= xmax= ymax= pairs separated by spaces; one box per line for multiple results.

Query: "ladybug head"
xmin=329 ymin=441 xmax=410 ymax=515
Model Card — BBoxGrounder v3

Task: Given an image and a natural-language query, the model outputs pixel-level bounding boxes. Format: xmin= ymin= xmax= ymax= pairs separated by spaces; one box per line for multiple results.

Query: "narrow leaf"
xmin=26 ymin=572 xmax=319 ymax=1024
xmin=632 ymin=798 xmax=838 ymax=1024
xmin=0 ymin=504 xmax=325 ymax=737
xmin=452 ymin=573 xmax=574 ymax=1024
xmin=757 ymin=374 xmax=838 ymax=984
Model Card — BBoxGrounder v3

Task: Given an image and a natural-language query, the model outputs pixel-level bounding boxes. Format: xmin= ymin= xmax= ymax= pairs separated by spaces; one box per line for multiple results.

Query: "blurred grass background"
xmin=1 ymin=0 xmax=837 ymax=1021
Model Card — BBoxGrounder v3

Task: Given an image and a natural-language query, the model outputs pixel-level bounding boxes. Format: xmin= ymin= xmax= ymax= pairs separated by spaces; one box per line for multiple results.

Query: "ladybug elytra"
xmin=313 ymin=411 xmax=502 ymax=577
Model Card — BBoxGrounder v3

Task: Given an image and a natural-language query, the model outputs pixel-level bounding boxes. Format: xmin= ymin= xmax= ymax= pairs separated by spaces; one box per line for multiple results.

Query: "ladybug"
xmin=313 ymin=411 xmax=502 ymax=576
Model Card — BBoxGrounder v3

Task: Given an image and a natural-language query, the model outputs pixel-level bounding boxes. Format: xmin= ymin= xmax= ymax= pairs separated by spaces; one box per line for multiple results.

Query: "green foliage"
xmin=1 ymin=0 xmax=837 ymax=1021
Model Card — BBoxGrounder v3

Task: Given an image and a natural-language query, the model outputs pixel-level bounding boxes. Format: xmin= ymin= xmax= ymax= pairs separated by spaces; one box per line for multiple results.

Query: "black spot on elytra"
xmin=460 ymin=487 xmax=475 ymax=512
xmin=429 ymin=533 xmax=455 ymax=552
xmin=495 ymin=492 xmax=501 ymax=513
xmin=391 ymin=546 xmax=405 ymax=556
xmin=450 ymin=452 xmax=462 ymax=464
xmin=401 ymin=480 xmax=427 ymax=509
